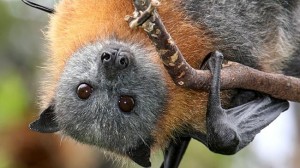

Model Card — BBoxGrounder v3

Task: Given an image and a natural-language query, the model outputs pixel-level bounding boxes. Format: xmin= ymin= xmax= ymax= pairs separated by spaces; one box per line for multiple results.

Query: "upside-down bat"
xmin=25 ymin=0 xmax=300 ymax=167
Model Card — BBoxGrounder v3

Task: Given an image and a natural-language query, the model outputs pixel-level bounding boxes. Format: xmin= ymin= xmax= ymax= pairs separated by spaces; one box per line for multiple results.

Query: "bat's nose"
xmin=100 ymin=47 xmax=131 ymax=70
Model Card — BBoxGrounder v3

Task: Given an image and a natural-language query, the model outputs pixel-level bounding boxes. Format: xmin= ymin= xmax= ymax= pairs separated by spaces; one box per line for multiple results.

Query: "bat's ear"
xmin=29 ymin=102 xmax=60 ymax=133
xmin=126 ymin=142 xmax=151 ymax=167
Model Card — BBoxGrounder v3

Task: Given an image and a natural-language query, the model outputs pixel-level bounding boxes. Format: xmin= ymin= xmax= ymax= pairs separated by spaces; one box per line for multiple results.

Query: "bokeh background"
xmin=0 ymin=0 xmax=299 ymax=168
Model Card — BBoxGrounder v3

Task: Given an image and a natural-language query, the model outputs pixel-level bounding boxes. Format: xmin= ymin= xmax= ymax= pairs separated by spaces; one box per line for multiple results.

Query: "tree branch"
xmin=127 ymin=0 xmax=300 ymax=102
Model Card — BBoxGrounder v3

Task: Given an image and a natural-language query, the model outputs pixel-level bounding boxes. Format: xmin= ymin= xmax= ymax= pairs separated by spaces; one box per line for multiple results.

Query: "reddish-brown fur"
xmin=44 ymin=0 xmax=215 ymax=149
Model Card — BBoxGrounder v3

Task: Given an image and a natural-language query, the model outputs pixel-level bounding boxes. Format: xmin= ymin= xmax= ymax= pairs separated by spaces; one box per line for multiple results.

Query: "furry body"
xmin=39 ymin=0 xmax=300 ymax=162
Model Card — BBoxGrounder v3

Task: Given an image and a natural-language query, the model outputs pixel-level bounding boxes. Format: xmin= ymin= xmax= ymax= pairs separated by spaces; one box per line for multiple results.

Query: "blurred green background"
xmin=0 ymin=0 xmax=300 ymax=168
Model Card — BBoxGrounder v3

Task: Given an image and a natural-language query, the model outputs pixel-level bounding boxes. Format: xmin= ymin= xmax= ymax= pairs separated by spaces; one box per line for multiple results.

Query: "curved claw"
xmin=21 ymin=0 xmax=55 ymax=13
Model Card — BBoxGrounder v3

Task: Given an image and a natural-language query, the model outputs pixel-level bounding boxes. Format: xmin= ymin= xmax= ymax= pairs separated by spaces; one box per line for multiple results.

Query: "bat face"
xmin=54 ymin=39 xmax=168 ymax=153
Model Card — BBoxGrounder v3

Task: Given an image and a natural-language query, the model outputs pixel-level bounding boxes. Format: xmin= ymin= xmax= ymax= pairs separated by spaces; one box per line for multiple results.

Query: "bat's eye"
xmin=77 ymin=83 xmax=93 ymax=100
xmin=118 ymin=95 xmax=135 ymax=112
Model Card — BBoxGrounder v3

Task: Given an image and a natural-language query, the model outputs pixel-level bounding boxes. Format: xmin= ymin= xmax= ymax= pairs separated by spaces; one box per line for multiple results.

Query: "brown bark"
xmin=127 ymin=0 xmax=300 ymax=102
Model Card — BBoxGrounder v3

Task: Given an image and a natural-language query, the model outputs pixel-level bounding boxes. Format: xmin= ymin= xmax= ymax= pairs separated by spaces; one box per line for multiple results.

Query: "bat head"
xmin=59 ymin=39 xmax=167 ymax=150
xmin=30 ymin=39 xmax=168 ymax=166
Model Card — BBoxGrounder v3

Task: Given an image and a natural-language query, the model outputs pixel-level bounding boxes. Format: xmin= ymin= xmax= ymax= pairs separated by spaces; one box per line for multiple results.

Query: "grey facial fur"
xmin=55 ymin=39 xmax=167 ymax=154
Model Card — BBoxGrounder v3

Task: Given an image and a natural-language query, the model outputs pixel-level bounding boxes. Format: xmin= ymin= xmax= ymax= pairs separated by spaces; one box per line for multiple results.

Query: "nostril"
xmin=119 ymin=57 xmax=128 ymax=66
xmin=101 ymin=52 xmax=111 ymax=63
xmin=116 ymin=56 xmax=129 ymax=69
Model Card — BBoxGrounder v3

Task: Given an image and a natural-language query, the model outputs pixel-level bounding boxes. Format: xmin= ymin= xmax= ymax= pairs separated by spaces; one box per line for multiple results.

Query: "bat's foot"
xmin=205 ymin=51 xmax=240 ymax=154
xmin=205 ymin=51 xmax=289 ymax=155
